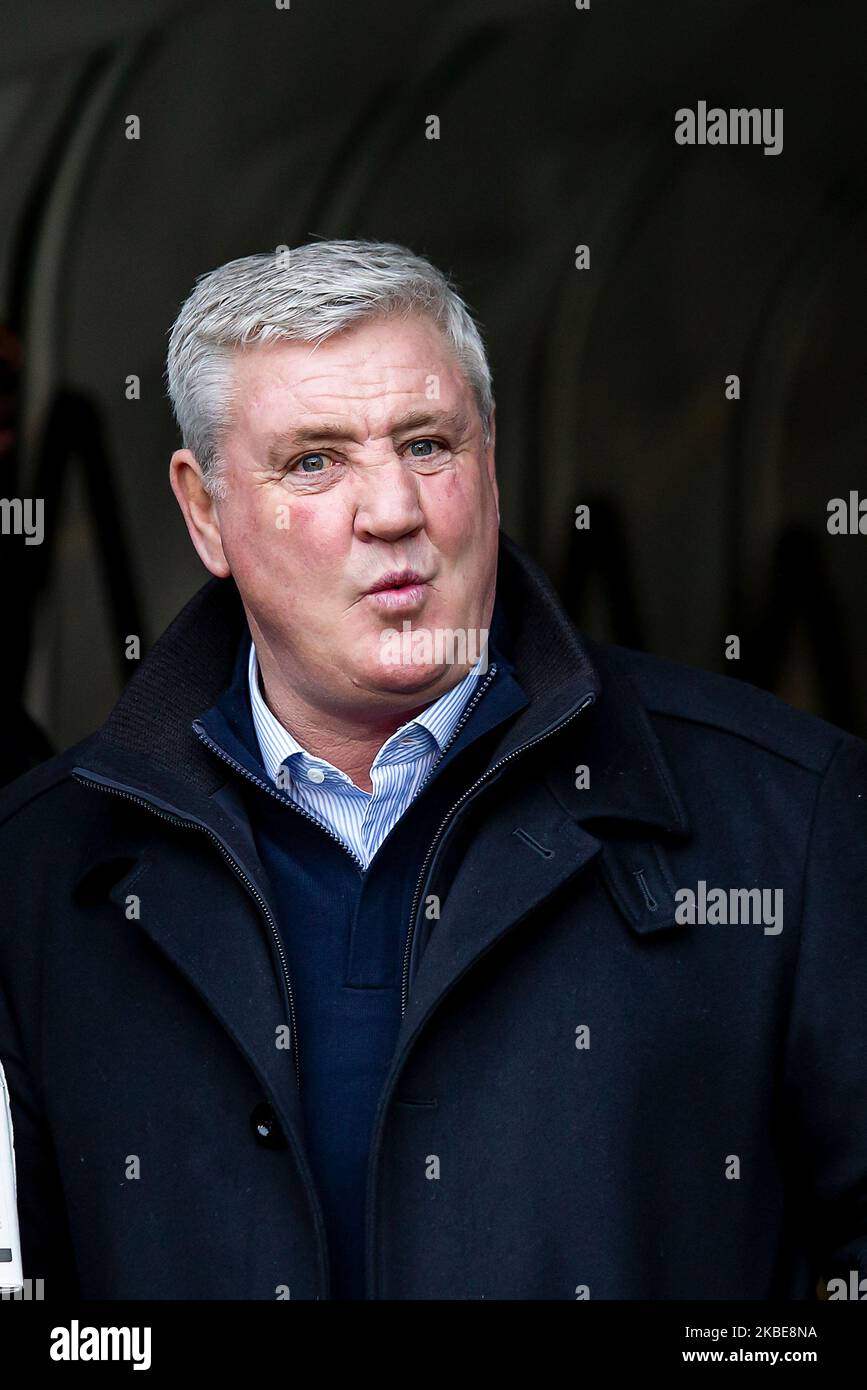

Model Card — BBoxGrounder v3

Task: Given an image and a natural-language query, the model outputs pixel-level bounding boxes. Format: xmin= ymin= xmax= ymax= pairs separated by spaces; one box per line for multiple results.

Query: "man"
xmin=1 ymin=239 xmax=865 ymax=1301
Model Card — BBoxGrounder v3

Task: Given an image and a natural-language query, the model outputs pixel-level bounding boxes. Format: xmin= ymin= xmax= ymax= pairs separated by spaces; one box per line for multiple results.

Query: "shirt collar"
xmin=247 ymin=637 xmax=489 ymax=788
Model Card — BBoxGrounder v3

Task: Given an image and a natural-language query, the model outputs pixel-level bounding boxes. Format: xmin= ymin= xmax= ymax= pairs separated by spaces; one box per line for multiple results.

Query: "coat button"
xmin=251 ymin=1102 xmax=287 ymax=1148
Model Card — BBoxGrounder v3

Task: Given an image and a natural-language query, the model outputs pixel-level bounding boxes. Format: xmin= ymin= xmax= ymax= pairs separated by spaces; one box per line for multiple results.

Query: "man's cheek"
xmin=270 ymin=497 xmax=327 ymax=549
xmin=430 ymin=468 xmax=468 ymax=505
xmin=424 ymin=476 xmax=479 ymax=547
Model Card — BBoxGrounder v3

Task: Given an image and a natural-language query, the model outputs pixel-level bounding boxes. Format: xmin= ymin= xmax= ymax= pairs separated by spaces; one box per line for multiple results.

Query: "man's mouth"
xmin=364 ymin=569 xmax=431 ymax=611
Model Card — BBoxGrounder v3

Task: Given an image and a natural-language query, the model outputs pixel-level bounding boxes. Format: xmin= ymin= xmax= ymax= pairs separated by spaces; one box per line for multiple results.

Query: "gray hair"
xmin=165 ymin=239 xmax=494 ymax=498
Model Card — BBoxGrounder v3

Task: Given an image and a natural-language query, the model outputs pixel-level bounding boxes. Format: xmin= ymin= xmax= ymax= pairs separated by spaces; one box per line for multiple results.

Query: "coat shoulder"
xmin=584 ymin=636 xmax=859 ymax=776
xmin=0 ymin=735 xmax=98 ymax=831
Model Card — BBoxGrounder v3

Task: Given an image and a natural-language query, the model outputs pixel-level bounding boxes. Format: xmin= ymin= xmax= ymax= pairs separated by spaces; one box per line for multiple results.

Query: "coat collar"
xmin=72 ymin=529 xmax=689 ymax=839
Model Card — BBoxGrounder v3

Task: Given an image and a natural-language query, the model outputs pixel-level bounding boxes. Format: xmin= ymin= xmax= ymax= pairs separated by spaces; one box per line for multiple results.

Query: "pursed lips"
xmin=363 ymin=569 xmax=432 ymax=611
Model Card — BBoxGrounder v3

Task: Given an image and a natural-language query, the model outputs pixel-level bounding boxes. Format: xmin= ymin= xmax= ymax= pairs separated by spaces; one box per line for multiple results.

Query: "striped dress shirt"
xmin=247 ymin=640 xmax=489 ymax=869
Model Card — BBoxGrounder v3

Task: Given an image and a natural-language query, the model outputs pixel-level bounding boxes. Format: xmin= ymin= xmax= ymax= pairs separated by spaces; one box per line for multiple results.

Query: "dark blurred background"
xmin=1 ymin=0 xmax=865 ymax=780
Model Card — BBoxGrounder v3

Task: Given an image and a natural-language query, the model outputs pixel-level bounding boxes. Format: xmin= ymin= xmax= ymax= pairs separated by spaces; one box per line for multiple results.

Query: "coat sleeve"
xmin=0 ymin=959 xmax=79 ymax=1297
xmin=782 ymin=730 xmax=867 ymax=1291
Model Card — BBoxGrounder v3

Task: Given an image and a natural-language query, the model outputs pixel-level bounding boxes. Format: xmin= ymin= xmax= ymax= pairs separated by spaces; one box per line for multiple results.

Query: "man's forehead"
xmin=238 ymin=370 xmax=469 ymax=433
xmin=230 ymin=327 xmax=473 ymax=436
xmin=280 ymin=364 xmax=453 ymax=399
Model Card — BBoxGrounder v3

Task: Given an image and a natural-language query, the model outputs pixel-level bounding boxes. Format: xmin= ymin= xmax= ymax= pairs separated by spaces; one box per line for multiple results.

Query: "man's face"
xmin=198 ymin=314 xmax=499 ymax=716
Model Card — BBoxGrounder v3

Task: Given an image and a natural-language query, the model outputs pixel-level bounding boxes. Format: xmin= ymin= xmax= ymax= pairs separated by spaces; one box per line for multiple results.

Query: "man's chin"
xmin=361 ymin=661 xmax=457 ymax=702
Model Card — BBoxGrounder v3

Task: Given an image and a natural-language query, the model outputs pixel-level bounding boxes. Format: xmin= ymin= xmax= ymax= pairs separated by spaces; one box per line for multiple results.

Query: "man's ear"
xmin=169 ymin=450 xmax=231 ymax=578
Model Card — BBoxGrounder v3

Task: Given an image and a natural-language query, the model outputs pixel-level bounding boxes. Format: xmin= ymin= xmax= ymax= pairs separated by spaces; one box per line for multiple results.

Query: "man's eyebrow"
xmin=263 ymin=408 xmax=472 ymax=460
xmin=389 ymin=408 xmax=472 ymax=436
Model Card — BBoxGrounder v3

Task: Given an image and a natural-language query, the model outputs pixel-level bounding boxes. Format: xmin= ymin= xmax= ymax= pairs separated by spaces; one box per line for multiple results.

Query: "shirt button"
xmin=307 ymin=767 xmax=326 ymax=784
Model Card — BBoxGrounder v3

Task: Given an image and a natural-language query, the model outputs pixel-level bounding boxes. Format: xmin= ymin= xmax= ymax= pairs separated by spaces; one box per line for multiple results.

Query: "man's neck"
xmin=255 ymin=665 xmax=438 ymax=794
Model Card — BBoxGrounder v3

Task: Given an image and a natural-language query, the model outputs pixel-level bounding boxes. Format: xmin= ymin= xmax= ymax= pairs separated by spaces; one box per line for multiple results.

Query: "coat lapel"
xmin=103 ymin=835 xmax=306 ymax=1149
xmin=69 ymin=753 xmax=309 ymax=1160
xmin=397 ymin=774 xmax=605 ymax=1053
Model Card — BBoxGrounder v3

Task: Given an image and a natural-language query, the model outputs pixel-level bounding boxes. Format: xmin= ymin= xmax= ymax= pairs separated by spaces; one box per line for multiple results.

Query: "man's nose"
xmin=352 ymin=456 xmax=425 ymax=542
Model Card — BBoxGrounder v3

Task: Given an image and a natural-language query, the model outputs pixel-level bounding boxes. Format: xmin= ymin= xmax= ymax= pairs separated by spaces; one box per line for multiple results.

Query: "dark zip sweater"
xmin=195 ymin=609 xmax=528 ymax=1299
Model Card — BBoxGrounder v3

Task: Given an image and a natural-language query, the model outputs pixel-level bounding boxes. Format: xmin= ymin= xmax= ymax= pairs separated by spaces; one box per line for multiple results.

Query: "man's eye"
xmin=407 ymin=439 xmax=440 ymax=458
xmin=292 ymin=453 xmax=330 ymax=474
